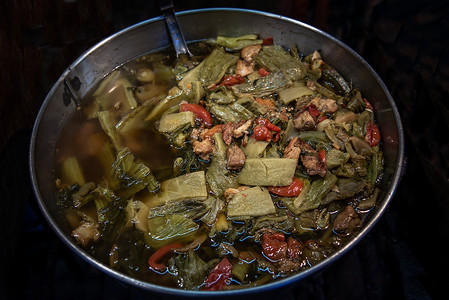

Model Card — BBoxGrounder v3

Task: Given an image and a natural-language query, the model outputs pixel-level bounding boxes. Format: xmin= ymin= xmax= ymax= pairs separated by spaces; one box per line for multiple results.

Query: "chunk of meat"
xmin=72 ymin=221 xmax=100 ymax=247
xmin=190 ymin=127 xmax=201 ymax=141
xmin=255 ymin=97 xmax=276 ymax=112
xmin=193 ymin=139 xmax=215 ymax=161
xmin=226 ymin=144 xmax=246 ymax=170
xmin=310 ymin=97 xmax=338 ymax=113
xmin=283 ymin=137 xmax=301 ymax=160
xmin=306 ymin=80 xmax=316 ymax=91
xmin=301 ymin=155 xmax=327 ymax=177
xmin=241 ymin=44 xmax=261 ymax=62
xmin=297 ymin=139 xmax=327 ymax=177
xmin=223 ymin=122 xmax=236 ymax=146
xmin=293 ymin=110 xmax=316 ymax=131
xmin=333 ymin=205 xmax=362 ymax=234
xmin=235 ymin=59 xmax=254 ymax=77
xmin=233 ymin=119 xmax=252 ymax=138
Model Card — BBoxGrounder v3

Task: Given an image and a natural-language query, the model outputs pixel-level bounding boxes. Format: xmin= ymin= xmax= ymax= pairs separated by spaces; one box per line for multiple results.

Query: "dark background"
xmin=1 ymin=0 xmax=448 ymax=299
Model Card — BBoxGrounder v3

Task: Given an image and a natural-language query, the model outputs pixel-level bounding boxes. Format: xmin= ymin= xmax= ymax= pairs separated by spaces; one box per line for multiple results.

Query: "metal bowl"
xmin=29 ymin=8 xmax=404 ymax=299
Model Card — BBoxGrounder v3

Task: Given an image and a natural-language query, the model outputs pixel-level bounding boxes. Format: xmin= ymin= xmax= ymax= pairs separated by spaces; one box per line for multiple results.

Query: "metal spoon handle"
xmin=158 ymin=0 xmax=192 ymax=57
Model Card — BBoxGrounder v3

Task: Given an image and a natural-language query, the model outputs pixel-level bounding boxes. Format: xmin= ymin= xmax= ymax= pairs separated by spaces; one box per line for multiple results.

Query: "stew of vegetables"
xmin=54 ymin=35 xmax=383 ymax=290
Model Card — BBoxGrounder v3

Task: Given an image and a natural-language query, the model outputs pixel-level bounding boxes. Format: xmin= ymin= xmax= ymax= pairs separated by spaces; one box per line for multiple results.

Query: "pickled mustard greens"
xmin=54 ymin=35 xmax=383 ymax=291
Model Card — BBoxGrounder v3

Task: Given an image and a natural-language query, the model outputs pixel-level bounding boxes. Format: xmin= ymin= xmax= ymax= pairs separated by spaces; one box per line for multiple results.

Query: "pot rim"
xmin=29 ymin=7 xmax=405 ymax=297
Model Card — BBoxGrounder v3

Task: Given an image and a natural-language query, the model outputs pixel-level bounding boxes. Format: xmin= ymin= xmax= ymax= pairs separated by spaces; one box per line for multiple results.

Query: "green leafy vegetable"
xmin=168 ymin=250 xmax=216 ymax=290
xmin=146 ymin=214 xmax=199 ymax=248
xmin=231 ymin=71 xmax=291 ymax=97
xmin=215 ymin=35 xmax=263 ymax=50
xmin=61 ymin=156 xmax=86 ymax=186
xmin=206 ymin=156 xmax=239 ymax=197
xmin=255 ymin=45 xmax=307 ymax=81
xmin=322 ymin=178 xmax=367 ymax=205
xmin=293 ymin=173 xmax=338 ymax=213
xmin=238 ymin=158 xmax=297 ymax=186
xmin=145 ymin=86 xmax=189 ymax=121
xmin=148 ymin=199 xmax=209 ymax=220
xmin=208 ymin=102 xmax=255 ymax=123
xmin=179 ymin=48 xmax=239 ymax=91
xmin=112 ymin=148 xmax=160 ymax=198
xmin=145 ymin=171 xmax=208 ymax=207
xmin=278 ymin=84 xmax=314 ymax=105
xmin=227 ymin=187 xmax=276 ymax=217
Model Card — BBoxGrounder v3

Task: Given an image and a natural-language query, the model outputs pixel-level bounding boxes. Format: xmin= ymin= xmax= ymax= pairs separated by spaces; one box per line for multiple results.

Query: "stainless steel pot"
xmin=29 ymin=8 xmax=405 ymax=299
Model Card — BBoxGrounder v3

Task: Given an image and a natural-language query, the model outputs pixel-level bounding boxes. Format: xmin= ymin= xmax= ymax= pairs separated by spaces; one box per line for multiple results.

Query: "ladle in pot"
xmin=158 ymin=0 xmax=192 ymax=60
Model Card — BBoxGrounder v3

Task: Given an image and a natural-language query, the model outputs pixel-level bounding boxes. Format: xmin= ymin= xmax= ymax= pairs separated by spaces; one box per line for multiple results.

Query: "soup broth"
xmin=55 ymin=36 xmax=383 ymax=291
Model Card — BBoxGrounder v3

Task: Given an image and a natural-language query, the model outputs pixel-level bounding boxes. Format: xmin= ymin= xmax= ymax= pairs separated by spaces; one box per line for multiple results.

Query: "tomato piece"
xmin=258 ymin=68 xmax=270 ymax=77
xmin=148 ymin=242 xmax=183 ymax=273
xmin=256 ymin=118 xmax=281 ymax=132
xmin=262 ymin=231 xmax=287 ymax=261
xmin=268 ymin=177 xmax=304 ymax=197
xmin=318 ymin=149 xmax=326 ymax=164
xmin=204 ymin=258 xmax=233 ymax=291
xmin=179 ymin=103 xmax=213 ymax=128
xmin=253 ymin=125 xmax=272 ymax=141
xmin=220 ymin=74 xmax=245 ymax=86
xmin=263 ymin=37 xmax=274 ymax=45
xmin=365 ymin=121 xmax=381 ymax=146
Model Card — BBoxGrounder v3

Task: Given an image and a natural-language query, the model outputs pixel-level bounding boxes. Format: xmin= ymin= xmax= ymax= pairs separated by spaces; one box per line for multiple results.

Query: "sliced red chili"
xmin=179 ymin=103 xmax=213 ymax=128
xmin=204 ymin=258 xmax=233 ymax=291
xmin=203 ymin=124 xmax=225 ymax=141
xmin=363 ymin=98 xmax=374 ymax=111
xmin=262 ymin=231 xmax=287 ymax=261
xmin=258 ymin=68 xmax=270 ymax=77
xmin=253 ymin=125 xmax=272 ymax=141
xmin=148 ymin=242 xmax=183 ymax=273
xmin=220 ymin=74 xmax=245 ymax=86
xmin=268 ymin=177 xmax=304 ymax=197
xmin=365 ymin=121 xmax=381 ymax=146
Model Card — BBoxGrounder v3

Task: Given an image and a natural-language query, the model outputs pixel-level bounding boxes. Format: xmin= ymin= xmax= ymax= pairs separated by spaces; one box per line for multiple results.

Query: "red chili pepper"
xmin=262 ymin=231 xmax=287 ymax=261
xmin=272 ymin=132 xmax=281 ymax=143
xmin=256 ymin=118 xmax=281 ymax=132
xmin=258 ymin=68 xmax=270 ymax=77
xmin=365 ymin=121 xmax=381 ymax=146
xmin=268 ymin=177 xmax=304 ymax=197
xmin=179 ymin=103 xmax=213 ymax=128
xmin=318 ymin=149 xmax=326 ymax=164
xmin=253 ymin=125 xmax=272 ymax=141
xmin=262 ymin=37 xmax=274 ymax=45
xmin=203 ymin=124 xmax=225 ymax=141
xmin=148 ymin=242 xmax=183 ymax=273
xmin=363 ymin=98 xmax=374 ymax=111
xmin=204 ymin=258 xmax=233 ymax=291
xmin=220 ymin=74 xmax=245 ymax=86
